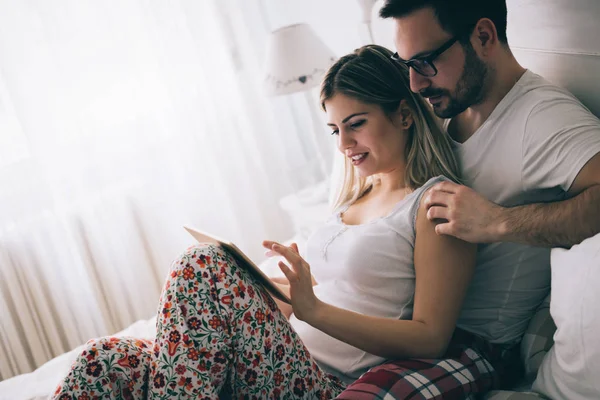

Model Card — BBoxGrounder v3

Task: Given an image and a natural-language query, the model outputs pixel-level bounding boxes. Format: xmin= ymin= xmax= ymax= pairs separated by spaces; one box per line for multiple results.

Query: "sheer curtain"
xmin=0 ymin=0 xmax=341 ymax=380
xmin=0 ymin=0 xmax=368 ymax=380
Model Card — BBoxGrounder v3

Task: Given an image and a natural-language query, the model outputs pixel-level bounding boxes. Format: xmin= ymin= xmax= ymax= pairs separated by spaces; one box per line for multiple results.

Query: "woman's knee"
xmin=72 ymin=337 xmax=124 ymax=378
xmin=180 ymin=243 xmax=219 ymax=260
xmin=81 ymin=337 xmax=152 ymax=371
xmin=81 ymin=336 xmax=115 ymax=357
xmin=81 ymin=336 xmax=152 ymax=358
xmin=162 ymin=244 xmax=237 ymax=308
xmin=55 ymin=337 xmax=152 ymax=398
xmin=168 ymin=243 xmax=236 ymax=281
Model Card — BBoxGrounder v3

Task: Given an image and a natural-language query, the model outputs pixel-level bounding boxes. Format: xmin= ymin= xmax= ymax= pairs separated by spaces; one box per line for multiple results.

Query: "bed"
xmin=2 ymin=0 xmax=600 ymax=398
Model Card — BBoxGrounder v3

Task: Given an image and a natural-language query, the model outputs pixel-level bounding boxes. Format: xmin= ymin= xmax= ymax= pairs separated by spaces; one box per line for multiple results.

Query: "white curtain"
xmin=0 ymin=0 xmax=367 ymax=381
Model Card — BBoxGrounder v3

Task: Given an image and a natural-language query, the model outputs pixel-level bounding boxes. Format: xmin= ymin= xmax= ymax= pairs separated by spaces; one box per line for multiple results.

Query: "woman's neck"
xmin=371 ymin=167 xmax=408 ymax=196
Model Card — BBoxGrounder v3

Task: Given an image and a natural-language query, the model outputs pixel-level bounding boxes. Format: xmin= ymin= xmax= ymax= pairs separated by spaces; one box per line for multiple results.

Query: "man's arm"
xmin=503 ymin=151 xmax=600 ymax=247
xmin=425 ymin=152 xmax=600 ymax=248
xmin=500 ymin=184 xmax=600 ymax=248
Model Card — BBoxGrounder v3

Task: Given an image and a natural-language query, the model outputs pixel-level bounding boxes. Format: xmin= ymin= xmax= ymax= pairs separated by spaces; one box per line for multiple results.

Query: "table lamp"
xmin=263 ymin=23 xmax=337 ymax=178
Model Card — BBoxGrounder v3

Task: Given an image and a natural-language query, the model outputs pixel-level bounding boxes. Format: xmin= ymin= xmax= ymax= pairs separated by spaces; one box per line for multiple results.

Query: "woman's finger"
xmin=264 ymin=241 xmax=297 ymax=257
xmin=264 ymin=249 xmax=278 ymax=257
xmin=272 ymin=244 xmax=303 ymax=264
xmin=278 ymin=261 xmax=296 ymax=283
xmin=268 ymin=244 xmax=312 ymax=285
xmin=263 ymin=240 xmax=290 ymax=258
xmin=264 ymin=242 xmax=299 ymax=258
xmin=262 ymin=240 xmax=280 ymax=249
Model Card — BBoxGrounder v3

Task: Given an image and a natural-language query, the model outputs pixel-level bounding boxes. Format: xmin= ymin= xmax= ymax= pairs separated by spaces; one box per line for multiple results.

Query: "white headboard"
xmin=370 ymin=0 xmax=600 ymax=117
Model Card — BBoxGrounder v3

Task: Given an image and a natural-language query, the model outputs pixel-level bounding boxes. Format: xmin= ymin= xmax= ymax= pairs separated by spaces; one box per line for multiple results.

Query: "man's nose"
xmin=409 ymin=68 xmax=431 ymax=94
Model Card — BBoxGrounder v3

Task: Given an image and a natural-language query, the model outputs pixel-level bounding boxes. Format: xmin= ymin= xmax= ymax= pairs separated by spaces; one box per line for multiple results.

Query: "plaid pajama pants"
xmin=336 ymin=346 xmax=496 ymax=399
xmin=336 ymin=328 xmax=520 ymax=399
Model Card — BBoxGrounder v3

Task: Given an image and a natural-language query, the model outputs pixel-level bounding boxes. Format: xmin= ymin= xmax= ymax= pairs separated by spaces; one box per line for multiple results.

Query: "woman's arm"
xmin=269 ymin=195 xmax=477 ymax=359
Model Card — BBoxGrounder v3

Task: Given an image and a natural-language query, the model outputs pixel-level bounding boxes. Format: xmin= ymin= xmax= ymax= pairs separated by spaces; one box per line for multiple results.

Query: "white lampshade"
xmin=357 ymin=0 xmax=378 ymax=23
xmin=263 ymin=23 xmax=337 ymax=96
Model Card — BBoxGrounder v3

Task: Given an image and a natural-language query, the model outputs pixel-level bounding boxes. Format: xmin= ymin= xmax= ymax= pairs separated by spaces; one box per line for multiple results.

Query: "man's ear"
xmin=471 ymin=18 xmax=498 ymax=56
xmin=397 ymin=99 xmax=414 ymax=129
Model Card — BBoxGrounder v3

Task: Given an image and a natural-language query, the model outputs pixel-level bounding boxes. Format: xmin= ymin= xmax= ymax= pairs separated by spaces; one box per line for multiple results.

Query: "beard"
xmin=421 ymin=42 xmax=489 ymax=119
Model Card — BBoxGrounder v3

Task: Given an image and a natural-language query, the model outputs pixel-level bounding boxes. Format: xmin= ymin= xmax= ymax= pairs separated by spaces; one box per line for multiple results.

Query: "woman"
xmin=52 ymin=45 xmax=479 ymax=399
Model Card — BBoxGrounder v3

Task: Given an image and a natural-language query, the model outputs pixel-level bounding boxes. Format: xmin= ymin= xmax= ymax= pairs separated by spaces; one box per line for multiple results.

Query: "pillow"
xmin=532 ymin=232 xmax=600 ymax=399
xmin=480 ymin=297 xmax=555 ymax=399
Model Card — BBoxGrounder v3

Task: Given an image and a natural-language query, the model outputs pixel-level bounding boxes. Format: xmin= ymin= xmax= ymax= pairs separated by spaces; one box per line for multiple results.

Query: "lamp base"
xmin=303 ymin=90 xmax=332 ymax=180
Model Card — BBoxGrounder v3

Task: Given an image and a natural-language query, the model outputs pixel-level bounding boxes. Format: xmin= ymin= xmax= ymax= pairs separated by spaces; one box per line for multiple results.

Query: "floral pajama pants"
xmin=52 ymin=244 xmax=346 ymax=399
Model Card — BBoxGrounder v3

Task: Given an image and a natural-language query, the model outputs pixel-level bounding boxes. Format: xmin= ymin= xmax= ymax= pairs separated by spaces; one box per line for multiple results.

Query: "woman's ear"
xmin=397 ymin=99 xmax=414 ymax=129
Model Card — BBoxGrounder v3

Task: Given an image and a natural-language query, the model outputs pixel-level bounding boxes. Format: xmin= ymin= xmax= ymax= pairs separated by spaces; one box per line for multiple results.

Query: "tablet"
xmin=184 ymin=226 xmax=291 ymax=304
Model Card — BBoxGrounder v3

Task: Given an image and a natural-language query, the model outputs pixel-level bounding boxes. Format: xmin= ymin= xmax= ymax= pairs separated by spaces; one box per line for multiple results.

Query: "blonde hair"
xmin=320 ymin=45 xmax=461 ymax=210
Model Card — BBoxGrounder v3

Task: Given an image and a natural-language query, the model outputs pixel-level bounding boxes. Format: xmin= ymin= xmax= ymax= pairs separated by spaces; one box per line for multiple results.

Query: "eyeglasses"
xmin=391 ymin=36 xmax=459 ymax=77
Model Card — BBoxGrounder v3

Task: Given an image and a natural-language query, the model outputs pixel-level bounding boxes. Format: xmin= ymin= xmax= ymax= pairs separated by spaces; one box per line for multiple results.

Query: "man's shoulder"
xmin=514 ymin=70 xmax=582 ymax=112
xmin=486 ymin=71 xmax=583 ymax=133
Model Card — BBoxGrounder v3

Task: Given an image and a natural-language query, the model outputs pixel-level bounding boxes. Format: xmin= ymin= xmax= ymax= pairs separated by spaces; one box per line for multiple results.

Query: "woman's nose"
xmin=337 ymin=129 xmax=355 ymax=152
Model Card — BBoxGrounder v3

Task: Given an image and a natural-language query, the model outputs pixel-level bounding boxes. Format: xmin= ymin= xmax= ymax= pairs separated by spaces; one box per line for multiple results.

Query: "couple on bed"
xmin=53 ymin=0 xmax=600 ymax=398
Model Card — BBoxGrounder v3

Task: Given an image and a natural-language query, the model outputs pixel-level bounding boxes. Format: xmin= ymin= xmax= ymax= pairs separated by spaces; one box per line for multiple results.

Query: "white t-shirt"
xmin=289 ymin=176 xmax=445 ymax=383
xmin=449 ymin=70 xmax=600 ymax=343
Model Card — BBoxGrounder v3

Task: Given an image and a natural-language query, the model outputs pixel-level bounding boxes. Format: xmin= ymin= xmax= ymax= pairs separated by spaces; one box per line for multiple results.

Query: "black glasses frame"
xmin=391 ymin=36 xmax=459 ymax=77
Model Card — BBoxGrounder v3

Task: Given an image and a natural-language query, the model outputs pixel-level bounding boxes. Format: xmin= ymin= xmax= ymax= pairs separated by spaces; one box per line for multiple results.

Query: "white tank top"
xmin=289 ymin=176 xmax=446 ymax=382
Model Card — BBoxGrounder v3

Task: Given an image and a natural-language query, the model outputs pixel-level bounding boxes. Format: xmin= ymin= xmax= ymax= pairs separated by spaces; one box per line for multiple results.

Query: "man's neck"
xmin=452 ymin=59 xmax=527 ymax=143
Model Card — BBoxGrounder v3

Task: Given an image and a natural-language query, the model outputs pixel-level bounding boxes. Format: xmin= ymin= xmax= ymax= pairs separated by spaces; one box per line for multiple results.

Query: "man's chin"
xmin=426 ymin=96 xmax=450 ymax=118
xmin=433 ymin=101 xmax=465 ymax=119
xmin=432 ymin=104 xmax=452 ymax=119
xmin=433 ymin=108 xmax=451 ymax=118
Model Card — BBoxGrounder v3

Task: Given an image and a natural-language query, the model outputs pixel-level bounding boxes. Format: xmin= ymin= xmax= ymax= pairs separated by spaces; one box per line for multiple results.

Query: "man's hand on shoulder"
xmin=423 ymin=181 xmax=506 ymax=243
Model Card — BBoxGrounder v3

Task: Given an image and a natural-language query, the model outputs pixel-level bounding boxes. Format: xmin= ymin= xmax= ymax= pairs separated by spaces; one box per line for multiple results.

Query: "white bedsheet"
xmin=0 ymin=317 xmax=157 ymax=400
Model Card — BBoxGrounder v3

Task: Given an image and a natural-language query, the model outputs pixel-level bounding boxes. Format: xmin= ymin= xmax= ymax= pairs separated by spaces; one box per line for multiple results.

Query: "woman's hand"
xmin=265 ymin=242 xmax=318 ymax=286
xmin=262 ymin=240 xmax=322 ymax=323
xmin=269 ymin=276 xmax=290 ymax=285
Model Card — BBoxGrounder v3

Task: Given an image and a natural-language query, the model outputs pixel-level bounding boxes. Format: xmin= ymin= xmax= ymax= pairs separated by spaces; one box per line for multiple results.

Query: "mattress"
xmin=0 ymin=317 xmax=157 ymax=400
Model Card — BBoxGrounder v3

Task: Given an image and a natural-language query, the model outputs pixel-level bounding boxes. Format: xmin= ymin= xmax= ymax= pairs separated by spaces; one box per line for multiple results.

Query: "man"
xmin=337 ymin=0 xmax=600 ymax=398
xmin=386 ymin=1 xmax=600 ymax=247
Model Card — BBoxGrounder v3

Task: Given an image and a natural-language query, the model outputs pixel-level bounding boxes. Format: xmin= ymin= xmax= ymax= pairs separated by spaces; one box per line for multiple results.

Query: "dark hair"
xmin=380 ymin=0 xmax=508 ymax=45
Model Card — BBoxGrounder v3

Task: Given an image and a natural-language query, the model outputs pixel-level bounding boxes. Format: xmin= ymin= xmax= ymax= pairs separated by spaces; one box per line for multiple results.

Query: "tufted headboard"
xmin=370 ymin=0 xmax=600 ymax=117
